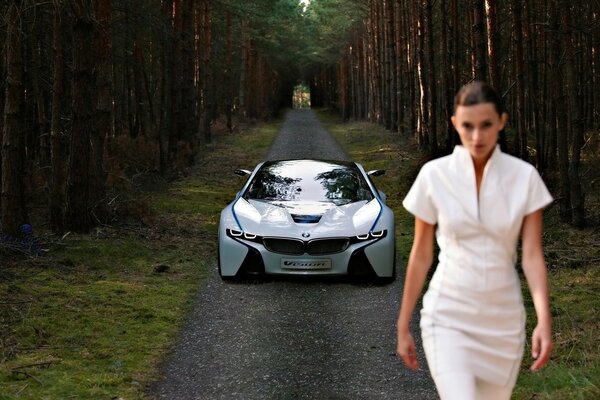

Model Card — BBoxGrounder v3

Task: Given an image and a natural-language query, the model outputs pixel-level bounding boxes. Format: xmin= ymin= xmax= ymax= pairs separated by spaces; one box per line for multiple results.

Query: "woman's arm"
xmin=396 ymin=217 xmax=435 ymax=369
xmin=521 ymin=209 xmax=553 ymax=371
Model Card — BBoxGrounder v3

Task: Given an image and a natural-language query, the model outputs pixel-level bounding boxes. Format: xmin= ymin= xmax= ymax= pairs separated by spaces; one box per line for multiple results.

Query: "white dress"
xmin=402 ymin=145 xmax=553 ymax=386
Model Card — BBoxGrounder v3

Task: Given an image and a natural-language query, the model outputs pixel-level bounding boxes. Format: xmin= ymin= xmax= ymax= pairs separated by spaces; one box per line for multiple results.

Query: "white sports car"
xmin=218 ymin=159 xmax=395 ymax=282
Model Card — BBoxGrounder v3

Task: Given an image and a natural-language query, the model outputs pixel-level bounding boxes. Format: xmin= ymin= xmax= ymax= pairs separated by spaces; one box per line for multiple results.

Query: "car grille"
xmin=306 ymin=238 xmax=350 ymax=255
xmin=262 ymin=237 xmax=350 ymax=255
xmin=263 ymin=238 xmax=305 ymax=255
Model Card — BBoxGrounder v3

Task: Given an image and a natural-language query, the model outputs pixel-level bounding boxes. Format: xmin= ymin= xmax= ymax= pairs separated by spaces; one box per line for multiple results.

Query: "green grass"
xmin=318 ymin=108 xmax=600 ymax=400
xmin=0 ymin=120 xmax=281 ymax=399
xmin=0 ymin=239 xmax=207 ymax=399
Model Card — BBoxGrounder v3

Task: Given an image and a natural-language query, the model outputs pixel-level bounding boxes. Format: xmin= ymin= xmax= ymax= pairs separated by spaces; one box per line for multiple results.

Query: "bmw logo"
xmin=302 ymin=232 xmax=310 ymax=238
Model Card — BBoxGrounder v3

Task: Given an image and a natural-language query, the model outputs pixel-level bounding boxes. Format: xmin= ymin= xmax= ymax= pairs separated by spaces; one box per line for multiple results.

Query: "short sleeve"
xmin=402 ymin=164 xmax=438 ymax=225
xmin=524 ymin=168 xmax=553 ymax=215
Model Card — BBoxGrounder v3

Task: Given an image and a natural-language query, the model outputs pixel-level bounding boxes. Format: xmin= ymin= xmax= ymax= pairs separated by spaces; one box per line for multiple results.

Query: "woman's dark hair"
xmin=454 ymin=81 xmax=504 ymax=115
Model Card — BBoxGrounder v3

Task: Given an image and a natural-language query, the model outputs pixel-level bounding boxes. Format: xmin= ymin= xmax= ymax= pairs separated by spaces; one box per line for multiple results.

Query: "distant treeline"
xmin=311 ymin=0 xmax=598 ymax=228
xmin=0 ymin=0 xmax=307 ymax=236
xmin=0 ymin=0 xmax=595 ymax=238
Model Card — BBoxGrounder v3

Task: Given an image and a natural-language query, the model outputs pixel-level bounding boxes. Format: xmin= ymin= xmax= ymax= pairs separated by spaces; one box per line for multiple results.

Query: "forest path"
xmin=150 ymin=109 xmax=436 ymax=399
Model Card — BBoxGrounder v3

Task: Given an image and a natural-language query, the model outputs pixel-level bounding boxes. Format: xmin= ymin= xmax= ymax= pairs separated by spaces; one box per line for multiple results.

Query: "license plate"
xmin=281 ymin=259 xmax=332 ymax=270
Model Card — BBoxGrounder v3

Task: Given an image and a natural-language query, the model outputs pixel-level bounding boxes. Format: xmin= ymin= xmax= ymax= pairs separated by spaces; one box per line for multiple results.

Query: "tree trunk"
xmin=441 ymin=0 xmax=454 ymax=153
xmin=224 ymin=10 xmax=233 ymax=133
xmin=132 ymin=1 xmax=148 ymax=138
xmin=169 ymin=0 xmax=183 ymax=159
xmin=424 ymin=0 xmax=438 ymax=156
xmin=181 ymin=0 xmax=195 ymax=142
xmin=511 ymin=0 xmax=528 ymax=160
xmin=472 ymin=0 xmax=487 ymax=81
xmin=551 ymin=0 xmax=571 ymax=223
xmin=386 ymin=0 xmax=397 ymax=131
xmin=394 ymin=0 xmax=404 ymax=130
xmin=561 ymin=2 xmax=585 ymax=228
xmin=2 ymin=2 xmax=28 ymax=237
xmin=239 ymin=21 xmax=249 ymax=119
xmin=91 ymin=0 xmax=111 ymax=224
xmin=30 ymin=20 xmax=50 ymax=165
xmin=65 ymin=1 xmax=96 ymax=233
xmin=0 ymin=4 xmax=6 ymax=202
xmin=200 ymin=0 xmax=213 ymax=143
xmin=416 ymin=1 xmax=427 ymax=147
xmin=159 ymin=0 xmax=173 ymax=174
xmin=485 ymin=0 xmax=499 ymax=88
xmin=50 ymin=4 xmax=70 ymax=232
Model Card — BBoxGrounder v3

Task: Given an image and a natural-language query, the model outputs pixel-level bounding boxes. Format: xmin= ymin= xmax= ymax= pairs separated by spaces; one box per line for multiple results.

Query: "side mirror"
xmin=367 ymin=170 xmax=385 ymax=177
xmin=234 ymin=169 xmax=252 ymax=176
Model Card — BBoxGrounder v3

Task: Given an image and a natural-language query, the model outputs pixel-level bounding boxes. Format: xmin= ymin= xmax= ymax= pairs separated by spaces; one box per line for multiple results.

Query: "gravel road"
xmin=150 ymin=109 xmax=437 ymax=399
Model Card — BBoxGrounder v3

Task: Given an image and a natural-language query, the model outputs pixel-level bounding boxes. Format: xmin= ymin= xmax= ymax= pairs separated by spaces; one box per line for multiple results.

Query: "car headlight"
xmin=226 ymin=228 xmax=262 ymax=242
xmin=351 ymin=230 xmax=387 ymax=243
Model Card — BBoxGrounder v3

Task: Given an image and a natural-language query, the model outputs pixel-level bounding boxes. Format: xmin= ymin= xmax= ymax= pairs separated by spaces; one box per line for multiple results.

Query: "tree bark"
xmin=200 ymin=0 xmax=213 ymax=143
xmin=132 ymin=0 xmax=148 ymax=138
xmin=169 ymin=0 xmax=183 ymax=159
xmin=511 ymin=0 xmax=528 ymax=159
xmin=91 ymin=0 xmax=112 ymax=224
xmin=50 ymin=4 xmax=70 ymax=232
xmin=394 ymin=0 xmax=404 ymax=130
xmin=2 ymin=2 xmax=28 ymax=237
xmin=65 ymin=1 xmax=96 ymax=233
xmin=30 ymin=19 xmax=50 ymax=165
xmin=551 ymin=0 xmax=571 ymax=223
xmin=416 ymin=1 xmax=427 ymax=147
xmin=181 ymin=0 xmax=195 ymax=142
xmin=441 ymin=0 xmax=455 ymax=153
xmin=424 ymin=0 xmax=438 ymax=156
xmin=471 ymin=0 xmax=487 ymax=80
xmin=485 ymin=0 xmax=499 ymax=88
xmin=0 ymin=3 xmax=6 ymax=201
xmin=561 ymin=2 xmax=585 ymax=228
xmin=159 ymin=0 xmax=173 ymax=175
xmin=224 ymin=10 xmax=233 ymax=133
xmin=386 ymin=0 xmax=397 ymax=131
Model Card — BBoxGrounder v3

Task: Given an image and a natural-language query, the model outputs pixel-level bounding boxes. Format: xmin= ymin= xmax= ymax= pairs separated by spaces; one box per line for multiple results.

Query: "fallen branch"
xmin=11 ymin=361 xmax=54 ymax=370
xmin=0 ymin=300 xmax=34 ymax=305
xmin=11 ymin=370 xmax=43 ymax=385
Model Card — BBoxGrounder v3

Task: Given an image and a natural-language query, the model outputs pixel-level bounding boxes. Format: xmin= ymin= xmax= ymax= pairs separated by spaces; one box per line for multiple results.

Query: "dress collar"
xmin=452 ymin=144 xmax=501 ymax=172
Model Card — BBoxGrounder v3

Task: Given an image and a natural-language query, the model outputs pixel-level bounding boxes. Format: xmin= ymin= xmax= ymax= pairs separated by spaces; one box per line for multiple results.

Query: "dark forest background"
xmin=1 ymin=0 xmax=598 ymax=238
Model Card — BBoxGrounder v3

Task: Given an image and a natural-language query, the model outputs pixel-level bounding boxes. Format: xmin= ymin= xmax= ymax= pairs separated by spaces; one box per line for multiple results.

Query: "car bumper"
xmin=218 ymin=228 xmax=395 ymax=278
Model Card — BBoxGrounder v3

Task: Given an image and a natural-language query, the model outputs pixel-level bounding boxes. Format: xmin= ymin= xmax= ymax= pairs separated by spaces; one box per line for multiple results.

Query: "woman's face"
xmin=451 ymin=103 xmax=507 ymax=164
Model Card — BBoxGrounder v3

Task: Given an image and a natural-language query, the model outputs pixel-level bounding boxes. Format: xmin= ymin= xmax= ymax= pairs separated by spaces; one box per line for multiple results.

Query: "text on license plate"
xmin=281 ymin=259 xmax=332 ymax=270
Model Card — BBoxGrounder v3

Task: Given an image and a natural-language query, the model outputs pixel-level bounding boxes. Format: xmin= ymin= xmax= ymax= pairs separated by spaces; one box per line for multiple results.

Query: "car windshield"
xmin=243 ymin=160 xmax=374 ymax=205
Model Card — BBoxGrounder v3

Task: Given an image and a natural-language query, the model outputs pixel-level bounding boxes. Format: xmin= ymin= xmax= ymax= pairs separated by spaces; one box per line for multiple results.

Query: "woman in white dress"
xmin=396 ymin=81 xmax=553 ymax=399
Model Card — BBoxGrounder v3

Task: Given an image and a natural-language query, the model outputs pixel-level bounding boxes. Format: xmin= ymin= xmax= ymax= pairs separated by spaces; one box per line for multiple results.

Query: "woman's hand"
xmin=397 ymin=330 xmax=419 ymax=369
xmin=530 ymin=322 xmax=553 ymax=371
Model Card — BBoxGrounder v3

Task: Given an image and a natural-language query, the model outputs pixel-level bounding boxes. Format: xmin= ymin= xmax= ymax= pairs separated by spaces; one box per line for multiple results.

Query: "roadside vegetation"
xmin=318 ymin=109 xmax=600 ymax=400
xmin=0 ymin=121 xmax=280 ymax=399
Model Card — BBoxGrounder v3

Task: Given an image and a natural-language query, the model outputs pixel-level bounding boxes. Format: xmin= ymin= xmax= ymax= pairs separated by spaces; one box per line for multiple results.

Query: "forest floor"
xmin=0 ymin=109 xmax=598 ymax=399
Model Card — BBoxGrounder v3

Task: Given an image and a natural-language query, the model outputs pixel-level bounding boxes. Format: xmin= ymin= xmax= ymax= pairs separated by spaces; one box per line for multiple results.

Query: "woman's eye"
xmin=462 ymin=123 xmax=473 ymax=130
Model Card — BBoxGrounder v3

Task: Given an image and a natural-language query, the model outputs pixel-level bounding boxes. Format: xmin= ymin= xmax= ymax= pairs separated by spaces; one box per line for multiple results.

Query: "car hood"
xmin=232 ymin=198 xmax=381 ymax=237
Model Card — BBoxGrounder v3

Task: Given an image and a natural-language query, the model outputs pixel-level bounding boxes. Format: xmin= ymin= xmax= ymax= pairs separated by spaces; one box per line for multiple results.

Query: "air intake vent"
xmin=292 ymin=214 xmax=322 ymax=223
